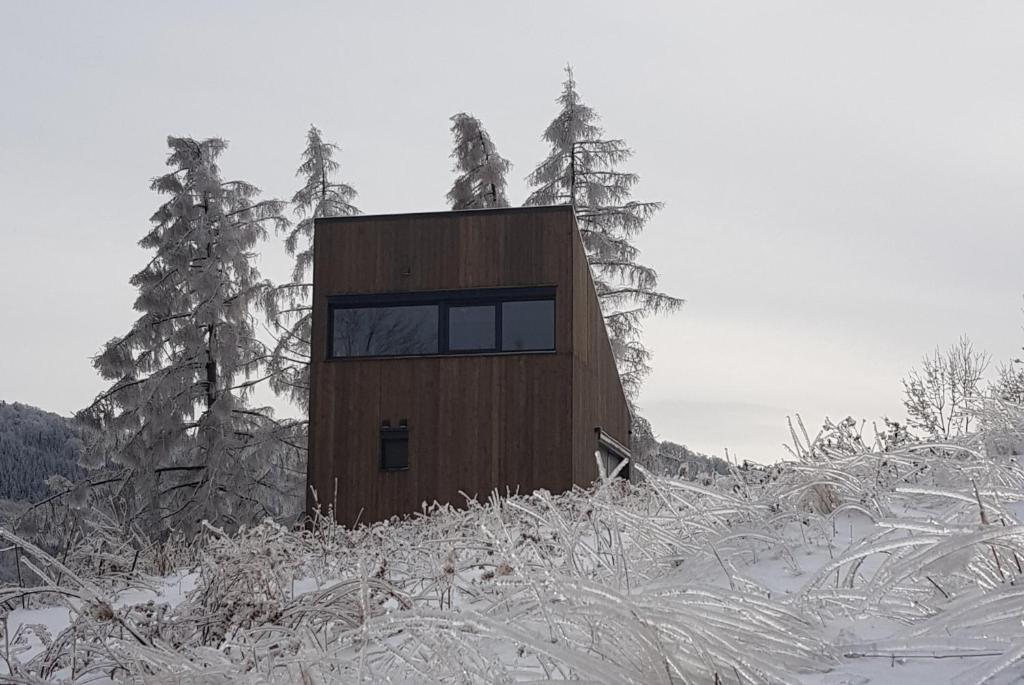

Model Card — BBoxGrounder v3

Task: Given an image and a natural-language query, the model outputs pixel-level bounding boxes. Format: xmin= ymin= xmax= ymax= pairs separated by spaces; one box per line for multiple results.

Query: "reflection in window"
xmin=327 ymin=289 xmax=556 ymax=359
xmin=502 ymin=300 xmax=555 ymax=351
xmin=332 ymin=305 xmax=438 ymax=357
xmin=449 ymin=305 xmax=496 ymax=351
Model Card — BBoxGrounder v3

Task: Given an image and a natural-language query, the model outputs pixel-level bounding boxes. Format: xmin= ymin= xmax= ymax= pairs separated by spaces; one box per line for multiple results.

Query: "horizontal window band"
xmin=327 ymin=288 xmax=556 ymax=359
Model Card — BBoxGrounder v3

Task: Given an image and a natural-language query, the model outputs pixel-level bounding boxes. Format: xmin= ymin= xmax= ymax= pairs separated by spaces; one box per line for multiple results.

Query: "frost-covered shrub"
xmin=181 ymin=520 xmax=309 ymax=644
xmin=7 ymin=404 xmax=1024 ymax=682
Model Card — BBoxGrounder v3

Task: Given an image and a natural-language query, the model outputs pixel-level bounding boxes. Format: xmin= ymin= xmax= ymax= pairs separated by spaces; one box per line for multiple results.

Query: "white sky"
xmin=2 ymin=2 xmax=1022 ymax=463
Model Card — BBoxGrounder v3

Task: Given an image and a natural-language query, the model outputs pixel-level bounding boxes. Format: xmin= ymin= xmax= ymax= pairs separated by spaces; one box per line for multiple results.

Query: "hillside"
xmin=631 ymin=415 xmax=735 ymax=478
xmin=0 ymin=401 xmax=84 ymax=502
xmin=654 ymin=439 xmax=734 ymax=477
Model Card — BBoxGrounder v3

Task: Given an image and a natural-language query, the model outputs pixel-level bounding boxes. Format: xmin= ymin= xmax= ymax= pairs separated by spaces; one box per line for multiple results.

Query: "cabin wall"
xmin=569 ymin=226 xmax=633 ymax=486
xmin=309 ymin=208 xmax=577 ymax=524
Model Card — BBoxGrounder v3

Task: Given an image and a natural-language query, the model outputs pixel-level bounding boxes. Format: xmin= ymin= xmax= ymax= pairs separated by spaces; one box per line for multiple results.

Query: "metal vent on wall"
xmin=380 ymin=420 xmax=409 ymax=471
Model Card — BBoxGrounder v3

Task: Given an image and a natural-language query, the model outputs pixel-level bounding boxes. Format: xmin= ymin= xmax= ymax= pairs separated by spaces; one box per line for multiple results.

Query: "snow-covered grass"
xmin=3 ymin=403 xmax=1024 ymax=683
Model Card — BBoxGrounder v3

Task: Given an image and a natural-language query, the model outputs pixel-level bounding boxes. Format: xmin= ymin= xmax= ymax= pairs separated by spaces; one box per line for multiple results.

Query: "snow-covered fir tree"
xmin=524 ymin=66 xmax=681 ymax=399
xmin=447 ymin=113 xmax=511 ymax=209
xmin=81 ymin=136 xmax=296 ymax=534
xmin=994 ymin=362 xmax=1024 ymax=405
xmin=265 ymin=125 xmax=359 ymax=411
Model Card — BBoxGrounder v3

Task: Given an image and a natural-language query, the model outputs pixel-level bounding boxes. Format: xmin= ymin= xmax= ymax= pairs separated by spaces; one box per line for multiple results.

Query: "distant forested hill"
xmin=631 ymin=418 xmax=735 ymax=479
xmin=654 ymin=440 xmax=734 ymax=479
xmin=0 ymin=401 xmax=85 ymax=502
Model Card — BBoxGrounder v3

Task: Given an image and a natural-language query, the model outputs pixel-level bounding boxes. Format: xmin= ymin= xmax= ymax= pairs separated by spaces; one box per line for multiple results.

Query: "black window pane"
xmin=332 ymin=305 xmax=438 ymax=357
xmin=501 ymin=300 xmax=555 ymax=351
xmin=449 ymin=305 xmax=496 ymax=351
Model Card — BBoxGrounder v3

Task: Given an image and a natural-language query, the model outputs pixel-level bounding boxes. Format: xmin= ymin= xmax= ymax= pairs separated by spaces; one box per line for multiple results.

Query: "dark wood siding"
xmin=309 ymin=207 xmax=631 ymax=524
xmin=309 ymin=208 xmax=578 ymax=524
xmin=569 ymin=224 xmax=632 ymax=485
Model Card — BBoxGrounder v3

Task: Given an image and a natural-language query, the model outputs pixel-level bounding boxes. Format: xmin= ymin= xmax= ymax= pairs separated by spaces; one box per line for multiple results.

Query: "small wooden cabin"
xmin=307 ymin=206 xmax=631 ymax=524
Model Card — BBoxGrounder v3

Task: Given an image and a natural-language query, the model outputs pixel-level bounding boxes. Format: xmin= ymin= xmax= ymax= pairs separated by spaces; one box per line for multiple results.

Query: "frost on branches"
xmin=264 ymin=125 xmax=359 ymax=412
xmin=8 ymin=402 xmax=1024 ymax=683
xmin=80 ymin=136 xmax=296 ymax=535
xmin=525 ymin=66 xmax=680 ymax=398
xmin=902 ymin=335 xmax=990 ymax=439
xmin=446 ymin=113 xmax=511 ymax=210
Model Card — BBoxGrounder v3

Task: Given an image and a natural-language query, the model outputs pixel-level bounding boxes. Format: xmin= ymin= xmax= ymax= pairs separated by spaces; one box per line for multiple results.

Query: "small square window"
xmin=448 ymin=305 xmax=496 ymax=351
xmin=502 ymin=300 xmax=555 ymax=351
xmin=380 ymin=424 xmax=409 ymax=471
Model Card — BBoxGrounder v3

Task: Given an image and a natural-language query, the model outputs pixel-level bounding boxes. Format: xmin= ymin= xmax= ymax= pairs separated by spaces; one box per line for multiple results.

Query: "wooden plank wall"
xmin=308 ymin=208 xmax=578 ymax=524
xmin=569 ymin=220 xmax=633 ymax=485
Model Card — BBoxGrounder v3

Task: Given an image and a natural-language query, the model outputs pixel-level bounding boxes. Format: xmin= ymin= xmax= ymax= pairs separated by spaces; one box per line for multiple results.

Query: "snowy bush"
xmin=4 ymin=403 xmax=1024 ymax=682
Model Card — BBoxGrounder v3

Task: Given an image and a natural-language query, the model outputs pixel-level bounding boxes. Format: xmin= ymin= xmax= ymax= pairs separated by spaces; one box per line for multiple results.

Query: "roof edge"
xmin=314 ymin=205 xmax=575 ymax=224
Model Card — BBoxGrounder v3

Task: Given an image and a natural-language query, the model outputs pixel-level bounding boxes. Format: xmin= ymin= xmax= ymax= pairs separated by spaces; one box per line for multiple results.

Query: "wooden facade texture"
xmin=308 ymin=206 xmax=630 ymax=525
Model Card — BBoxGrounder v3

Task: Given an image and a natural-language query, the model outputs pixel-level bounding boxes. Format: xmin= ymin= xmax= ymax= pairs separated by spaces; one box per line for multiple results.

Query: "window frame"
xmin=327 ymin=286 xmax=556 ymax=360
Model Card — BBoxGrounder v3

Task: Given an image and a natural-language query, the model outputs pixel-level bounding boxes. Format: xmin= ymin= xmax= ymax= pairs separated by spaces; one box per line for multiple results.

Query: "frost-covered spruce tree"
xmin=447 ymin=113 xmax=511 ymax=209
xmin=524 ymin=66 xmax=681 ymax=398
xmin=265 ymin=125 xmax=359 ymax=411
xmin=82 ymin=136 xmax=289 ymax=534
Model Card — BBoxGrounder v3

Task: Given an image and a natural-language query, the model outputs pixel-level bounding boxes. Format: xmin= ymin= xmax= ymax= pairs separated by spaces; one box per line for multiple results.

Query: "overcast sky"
xmin=2 ymin=2 xmax=1022 ymax=463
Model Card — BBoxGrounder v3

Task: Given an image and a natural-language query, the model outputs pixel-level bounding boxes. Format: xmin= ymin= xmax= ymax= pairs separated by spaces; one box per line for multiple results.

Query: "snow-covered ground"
xmin=4 ymin=412 xmax=1024 ymax=683
xmin=4 ymin=571 xmax=197 ymax=674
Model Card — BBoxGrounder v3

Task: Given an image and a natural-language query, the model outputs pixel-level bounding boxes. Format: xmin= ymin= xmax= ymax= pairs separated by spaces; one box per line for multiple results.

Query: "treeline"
xmin=630 ymin=417 xmax=732 ymax=479
xmin=653 ymin=441 xmax=733 ymax=480
xmin=0 ymin=401 xmax=84 ymax=502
